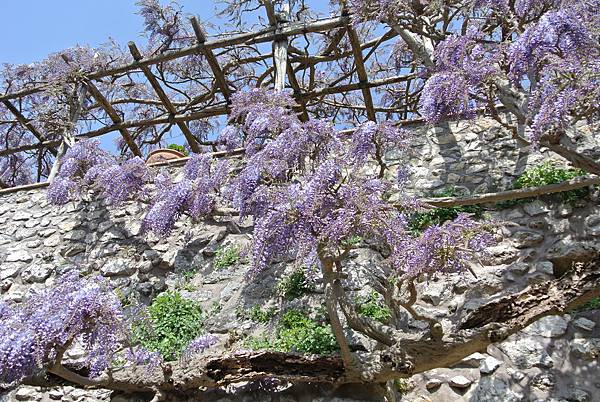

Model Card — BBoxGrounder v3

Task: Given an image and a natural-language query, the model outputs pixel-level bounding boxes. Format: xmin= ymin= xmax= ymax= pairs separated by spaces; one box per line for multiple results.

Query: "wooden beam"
xmin=128 ymin=41 xmax=201 ymax=153
xmin=0 ymin=16 xmax=349 ymax=102
xmin=0 ymin=105 xmax=228 ymax=157
xmin=345 ymin=24 xmax=376 ymax=121
xmin=189 ymin=17 xmax=232 ymax=102
xmin=83 ymin=79 xmax=142 ymax=156
xmin=300 ymin=73 xmax=417 ymax=99
xmin=1 ymin=100 xmax=58 ymax=156
xmin=0 ymin=74 xmax=417 ymax=159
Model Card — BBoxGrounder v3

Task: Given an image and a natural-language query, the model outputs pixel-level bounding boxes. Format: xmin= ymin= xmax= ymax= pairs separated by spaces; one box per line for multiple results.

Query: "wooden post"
xmin=262 ymin=0 xmax=309 ymax=121
xmin=48 ymin=85 xmax=87 ymax=182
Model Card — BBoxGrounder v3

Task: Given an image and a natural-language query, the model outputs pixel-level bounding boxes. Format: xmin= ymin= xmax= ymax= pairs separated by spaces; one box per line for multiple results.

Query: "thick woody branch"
xmin=420 ymin=175 xmax=600 ymax=208
xmin=21 ymin=258 xmax=600 ymax=392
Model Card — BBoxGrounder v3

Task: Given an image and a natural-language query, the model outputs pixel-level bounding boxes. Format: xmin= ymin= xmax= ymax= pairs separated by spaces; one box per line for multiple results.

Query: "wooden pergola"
xmin=0 ymin=1 xmax=420 ymax=175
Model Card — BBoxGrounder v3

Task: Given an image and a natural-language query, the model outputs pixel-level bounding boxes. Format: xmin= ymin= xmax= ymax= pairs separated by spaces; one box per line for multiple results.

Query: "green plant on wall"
xmin=571 ymin=296 xmax=600 ymax=313
xmin=277 ymin=268 xmax=313 ymax=300
xmin=167 ymin=143 xmax=189 ymax=155
xmin=213 ymin=245 xmax=240 ymax=269
xmin=133 ymin=291 xmax=203 ymax=361
xmin=356 ymin=291 xmax=392 ymax=323
xmin=244 ymin=309 xmax=338 ymax=355
xmin=498 ymin=161 xmax=588 ymax=207
xmin=240 ymin=305 xmax=278 ymax=324
xmin=408 ymin=186 xmax=484 ymax=234
xmin=274 ymin=310 xmax=338 ymax=355
xmin=515 ymin=161 xmax=587 ymax=203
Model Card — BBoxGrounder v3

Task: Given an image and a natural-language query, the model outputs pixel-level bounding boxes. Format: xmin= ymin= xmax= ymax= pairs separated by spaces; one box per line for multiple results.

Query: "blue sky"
xmin=0 ymin=1 xmax=332 ymax=65
xmin=0 ymin=0 xmax=333 ymax=152
xmin=0 ymin=1 xmax=226 ymax=64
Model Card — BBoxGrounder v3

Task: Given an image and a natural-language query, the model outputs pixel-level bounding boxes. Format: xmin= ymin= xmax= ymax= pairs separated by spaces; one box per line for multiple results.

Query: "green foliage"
xmin=274 ymin=310 xmax=339 ymax=355
xmin=245 ymin=310 xmax=339 ymax=355
xmin=167 ymin=143 xmax=189 ymax=155
xmin=277 ymin=268 xmax=312 ymax=300
xmin=515 ymin=161 xmax=587 ymax=204
xmin=133 ymin=291 xmax=203 ymax=361
xmin=114 ymin=288 xmax=134 ymax=307
xmin=408 ymin=187 xmax=484 ymax=234
xmin=356 ymin=291 xmax=392 ymax=323
xmin=209 ymin=301 xmax=222 ymax=316
xmin=214 ymin=245 xmax=240 ymax=269
xmin=236 ymin=305 xmax=278 ymax=324
xmin=394 ymin=378 xmax=410 ymax=394
xmin=244 ymin=334 xmax=273 ymax=350
xmin=572 ymin=297 xmax=600 ymax=313
xmin=340 ymin=235 xmax=363 ymax=248
xmin=498 ymin=161 xmax=588 ymax=207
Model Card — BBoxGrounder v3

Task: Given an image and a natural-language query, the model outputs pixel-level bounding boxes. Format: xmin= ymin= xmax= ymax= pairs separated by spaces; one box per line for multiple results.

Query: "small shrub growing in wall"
xmin=167 ymin=143 xmax=189 ymax=155
xmin=356 ymin=291 xmax=392 ymax=323
xmin=133 ymin=291 xmax=203 ymax=361
xmin=244 ymin=309 xmax=338 ymax=355
xmin=515 ymin=161 xmax=588 ymax=204
xmin=213 ymin=245 xmax=240 ymax=269
xmin=408 ymin=187 xmax=484 ymax=234
xmin=277 ymin=268 xmax=313 ymax=300
xmin=236 ymin=304 xmax=278 ymax=323
xmin=274 ymin=310 xmax=338 ymax=355
xmin=498 ymin=162 xmax=588 ymax=207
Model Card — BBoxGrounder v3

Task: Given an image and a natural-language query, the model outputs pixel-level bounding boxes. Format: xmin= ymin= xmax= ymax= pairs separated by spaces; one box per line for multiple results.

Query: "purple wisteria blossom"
xmin=123 ymin=346 xmax=163 ymax=371
xmin=180 ymin=334 xmax=218 ymax=363
xmin=47 ymin=140 xmax=150 ymax=205
xmin=419 ymin=33 xmax=500 ymax=123
xmin=0 ymin=272 xmax=126 ymax=384
xmin=142 ymin=154 xmax=230 ymax=236
xmin=391 ymin=213 xmax=496 ymax=276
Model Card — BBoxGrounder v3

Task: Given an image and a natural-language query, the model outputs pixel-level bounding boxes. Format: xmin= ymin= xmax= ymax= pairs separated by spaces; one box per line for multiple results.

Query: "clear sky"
xmin=0 ymin=1 xmax=234 ymax=65
xmin=0 ymin=1 xmax=332 ymax=65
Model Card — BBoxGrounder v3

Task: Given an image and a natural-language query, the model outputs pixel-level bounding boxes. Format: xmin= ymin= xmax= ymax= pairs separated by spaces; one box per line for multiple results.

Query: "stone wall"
xmin=1 ymin=117 xmax=599 ymax=402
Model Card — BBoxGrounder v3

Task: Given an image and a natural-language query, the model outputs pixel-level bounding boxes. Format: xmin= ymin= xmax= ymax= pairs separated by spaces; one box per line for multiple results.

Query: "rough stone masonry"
xmin=1 ymin=117 xmax=599 ymax=401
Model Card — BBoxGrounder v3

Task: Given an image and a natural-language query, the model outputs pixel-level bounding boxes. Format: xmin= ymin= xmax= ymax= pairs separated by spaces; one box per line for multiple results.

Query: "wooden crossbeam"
xmin=83 ymin=79 xmax=142 ymax=156
xmin=0 ymin=73 xmax=416 ymax=159
xmin=0 ymin=16 xmax=349 ymax=103
xmin=128 ymin=41 xmax=201 ymax=153
xmin=300 ymin=73 xmax=416 ymax=99
xmin=1 ymin=100 xmax=58 ymax=156
xmin=345 ymin=24 xmax=376 ymax=121
xmin=0 ymin=104 xmax=228 ymax=157
xmin=190 ymin=17 xmax=231 ymax=102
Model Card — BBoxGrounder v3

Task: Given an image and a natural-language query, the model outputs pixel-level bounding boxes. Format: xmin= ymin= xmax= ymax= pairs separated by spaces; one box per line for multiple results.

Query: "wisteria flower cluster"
xmin=419 ymin=32 xmax=500 ymax=123
xmin=0 ymin=272 xmax=125 ymax=384
xmin=142 ymin=153 xmax=230 ymax=237
xmin=47 ymin=139 xmax=150 ymax=205
xmin=222 ymin=88 xmax=298 ymax=155
xmin=389 ymin=213 xmax=496 ymax=276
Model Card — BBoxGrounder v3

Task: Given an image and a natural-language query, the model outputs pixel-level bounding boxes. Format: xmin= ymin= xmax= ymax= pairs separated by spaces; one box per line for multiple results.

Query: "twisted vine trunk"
xmin=20 ymin=258 xmax=600 ymax=394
